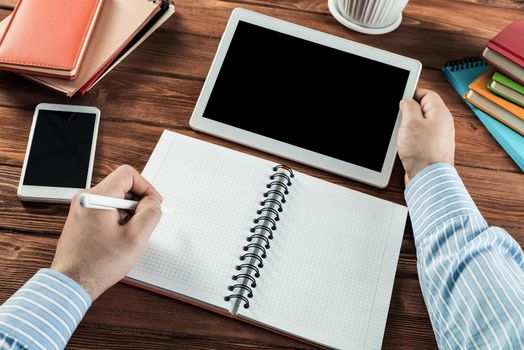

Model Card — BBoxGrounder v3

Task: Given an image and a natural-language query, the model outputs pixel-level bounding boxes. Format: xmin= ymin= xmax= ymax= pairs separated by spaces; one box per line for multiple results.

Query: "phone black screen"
xmin=202 ymin=21 xmax=410 ymax=171
xmin=23 ymin=109 xmax=97 ymax=188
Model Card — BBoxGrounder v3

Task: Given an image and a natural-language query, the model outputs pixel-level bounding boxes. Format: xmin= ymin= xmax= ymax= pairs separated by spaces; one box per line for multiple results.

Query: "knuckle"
xmin=426 ymin=90 xmax=440 ymax=99
xmin=428 ymin=92 xmax=446 ymax=106
xmin=143 ymin=198 xmax=162 ymax=217
xmin=147 ymin=204 xmax=161 ymax=215
xmin=403 ymin=99 xmax=417 ymax=106
xmin=118 ymin=164 xmax=134 ymax=173
xmin=400 ymin=100 xmax=416 ymax=112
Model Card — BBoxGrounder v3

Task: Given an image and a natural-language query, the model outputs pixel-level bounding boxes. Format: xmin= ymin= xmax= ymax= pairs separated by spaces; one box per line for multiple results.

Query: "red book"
xmin=483 ymin=21 xmax=524 ymax=85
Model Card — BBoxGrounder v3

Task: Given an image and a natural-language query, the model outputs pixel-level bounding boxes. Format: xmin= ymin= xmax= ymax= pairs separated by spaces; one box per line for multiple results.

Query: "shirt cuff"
xmin=0 ymin=268 xmax=91 ymax=350
xmin=404 ymin=163 xmax=484 ymax=246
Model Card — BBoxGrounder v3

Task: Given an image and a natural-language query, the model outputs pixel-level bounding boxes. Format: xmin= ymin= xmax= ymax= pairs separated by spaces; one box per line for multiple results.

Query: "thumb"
xmin=128 ymin=195 xmax=162 ymax=241
xmin=400 ymin=99 xmax=425 ymax=124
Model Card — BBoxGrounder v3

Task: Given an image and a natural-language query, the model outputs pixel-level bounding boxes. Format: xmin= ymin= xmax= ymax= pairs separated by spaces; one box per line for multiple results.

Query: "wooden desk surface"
xmin=0 ymin=0 xmax=523 ymax=348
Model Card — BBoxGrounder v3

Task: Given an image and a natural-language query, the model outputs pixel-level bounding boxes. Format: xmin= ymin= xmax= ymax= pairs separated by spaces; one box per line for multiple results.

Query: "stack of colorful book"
xmin=442 ymin=21 xmax=524 ymax=172
xmin=465 ymin=21 xmax=524 ymax=136
xmin=0 ymin=0 xmax=175 ymax=97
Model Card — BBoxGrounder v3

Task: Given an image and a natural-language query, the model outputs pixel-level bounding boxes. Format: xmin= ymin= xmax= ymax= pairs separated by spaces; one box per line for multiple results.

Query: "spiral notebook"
xmin=442 ymin=57 xmax=524 ymax=171
xmin=125 ymin=130 xmax=408 ymax=350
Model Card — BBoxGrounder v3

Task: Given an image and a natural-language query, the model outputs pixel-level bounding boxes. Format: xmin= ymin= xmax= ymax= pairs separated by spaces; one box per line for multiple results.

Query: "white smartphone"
xmin=18 ymin=103 xmax=101 ymax=203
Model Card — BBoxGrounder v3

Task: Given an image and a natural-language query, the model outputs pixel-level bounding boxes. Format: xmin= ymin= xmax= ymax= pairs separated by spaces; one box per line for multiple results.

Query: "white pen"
xmin=79 ymin=193 xmax=174 ymax=214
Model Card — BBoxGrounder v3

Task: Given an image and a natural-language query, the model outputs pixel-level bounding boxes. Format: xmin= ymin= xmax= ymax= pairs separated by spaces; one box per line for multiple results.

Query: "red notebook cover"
xmin=487 ymin=21 xmax=524 ymax=68
xmin=0 ymin=0 xmax=104 ymax=79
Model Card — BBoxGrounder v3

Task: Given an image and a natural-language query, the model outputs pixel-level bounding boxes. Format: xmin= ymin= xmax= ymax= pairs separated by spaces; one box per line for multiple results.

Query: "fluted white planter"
xmin=328 ymin=0 xmax=409 ymax=35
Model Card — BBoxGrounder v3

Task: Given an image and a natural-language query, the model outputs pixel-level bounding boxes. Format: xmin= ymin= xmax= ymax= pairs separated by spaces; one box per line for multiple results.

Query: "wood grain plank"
xmin=0 ymin=71 xmax=200 ymax=128
xmin=68 ymin=326 xmax=314 ymax=350
xmin=0 ymin=0 xmax=14 ymax=8
xmin=163 ymin=0 xmax=523 ymax=45
xmin=168 ymin=0 xmax=485 ymax=70
xmin=220 ymin=0 xmax=524 ymax=37
xmin=167 ymin=0 xmax=522 ymax=67
xmin=458 ymin=0 xmax=524 ymax=9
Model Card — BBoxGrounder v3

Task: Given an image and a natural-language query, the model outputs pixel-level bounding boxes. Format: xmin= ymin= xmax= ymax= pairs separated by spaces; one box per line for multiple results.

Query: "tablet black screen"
xmin=202 ymin=21 xmax=410 ymax=172
xmin=24 ymin=110 xmax=96 ymax=188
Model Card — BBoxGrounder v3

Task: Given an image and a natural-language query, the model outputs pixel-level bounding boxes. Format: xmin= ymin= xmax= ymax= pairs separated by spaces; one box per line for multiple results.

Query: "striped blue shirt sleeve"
xmin=405 ymin=163 xmax=524 ymax=349
xmin=0 ymin=268 xmax=91 ymax=350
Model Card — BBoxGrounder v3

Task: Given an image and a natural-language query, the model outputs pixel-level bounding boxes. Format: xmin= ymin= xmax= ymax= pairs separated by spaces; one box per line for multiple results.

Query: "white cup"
xmin=332 ymin=0 xmax=409 ymax=33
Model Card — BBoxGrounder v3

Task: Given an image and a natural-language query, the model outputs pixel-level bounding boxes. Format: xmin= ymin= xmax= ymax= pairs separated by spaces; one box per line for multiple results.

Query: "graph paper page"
xmin=238 ymin=171 xmax=407 ymax=350
xmin=127 ymin=130 xmax=275 ymax=312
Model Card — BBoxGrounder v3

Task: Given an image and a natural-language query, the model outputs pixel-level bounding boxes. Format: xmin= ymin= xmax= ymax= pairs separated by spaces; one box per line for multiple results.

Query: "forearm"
xmin=0 ymin=269 xmax=91 ymax=350
xmin=406 ymin=163 xmax=524 ymax=349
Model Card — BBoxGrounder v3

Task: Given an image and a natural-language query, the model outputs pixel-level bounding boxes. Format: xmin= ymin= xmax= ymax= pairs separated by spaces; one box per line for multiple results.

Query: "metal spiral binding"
xmin=225 ymin=165 xmax=294 ymax=310
xmin=444 ymin=56 xmax=486 ymax=71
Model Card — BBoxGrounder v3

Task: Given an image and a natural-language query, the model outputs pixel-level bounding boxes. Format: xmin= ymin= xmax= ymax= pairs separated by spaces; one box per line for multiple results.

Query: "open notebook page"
xmin=127 ymin=130 xmax=275 ymax=312
xmin=238 ymin=171 xmax=407 ymax=350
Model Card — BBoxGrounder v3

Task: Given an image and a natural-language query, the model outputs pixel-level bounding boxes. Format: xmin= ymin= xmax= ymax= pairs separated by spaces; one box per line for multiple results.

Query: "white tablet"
xmin=190 ymin=8 xmax=421 ymax=188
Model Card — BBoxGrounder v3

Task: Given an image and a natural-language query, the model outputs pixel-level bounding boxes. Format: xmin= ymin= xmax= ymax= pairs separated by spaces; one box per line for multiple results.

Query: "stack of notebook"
xmin=464 ymin=21 xmax=524 ymax=136
xmin=0 ymin=0 xmax=175 ymax=97
xmin=482 ymin=21 xmax=524 ymax=88
xmin=443 ymin=21 xmax=524 ymax=172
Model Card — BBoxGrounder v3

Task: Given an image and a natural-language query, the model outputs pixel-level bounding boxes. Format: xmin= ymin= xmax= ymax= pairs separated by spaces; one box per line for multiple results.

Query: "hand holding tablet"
xmin=190 ymin=8 xmax=421 ymax=188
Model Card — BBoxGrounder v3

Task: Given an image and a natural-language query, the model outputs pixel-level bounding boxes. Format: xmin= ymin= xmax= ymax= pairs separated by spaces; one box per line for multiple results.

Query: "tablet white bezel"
xmin=17 ymin=103 xmax=100 ymax=203
xmin=190 ymin=8 xmax=421 ymax=188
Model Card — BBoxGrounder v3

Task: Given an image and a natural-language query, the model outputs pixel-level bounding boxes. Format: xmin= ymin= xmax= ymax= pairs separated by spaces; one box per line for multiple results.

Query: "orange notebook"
xmin=0 ymin=0 xmax=104 ymax=79
xmin=465 ymin=69 xmax=524 ymax=135
xmin=22 ymin=0 xmax=162 ymax=96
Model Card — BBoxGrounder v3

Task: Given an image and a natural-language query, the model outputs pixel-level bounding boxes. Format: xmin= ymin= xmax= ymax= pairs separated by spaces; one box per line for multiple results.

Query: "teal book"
xmin=442 ymin=57 xmax=524 ymax=172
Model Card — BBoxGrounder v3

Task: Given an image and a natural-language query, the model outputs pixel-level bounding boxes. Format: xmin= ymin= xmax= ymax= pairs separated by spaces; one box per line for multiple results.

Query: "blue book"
xmin=442 ymin=57 xmax=524 ymax=172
